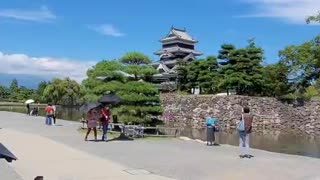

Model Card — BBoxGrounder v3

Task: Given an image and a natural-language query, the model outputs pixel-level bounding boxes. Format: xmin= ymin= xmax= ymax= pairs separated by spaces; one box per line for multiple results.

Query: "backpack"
xmin=237 ymin=114 xmax=245 ymax=131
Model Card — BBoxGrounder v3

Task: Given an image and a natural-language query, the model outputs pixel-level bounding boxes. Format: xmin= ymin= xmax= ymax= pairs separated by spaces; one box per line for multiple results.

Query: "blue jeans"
xmin=102 ymin=124 xmax=108 ymax=141
xmin=46 ymin=115 xmax=53 ymax=125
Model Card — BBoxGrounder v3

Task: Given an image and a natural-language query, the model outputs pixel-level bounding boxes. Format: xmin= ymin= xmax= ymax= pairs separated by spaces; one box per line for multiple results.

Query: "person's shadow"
xmin=87 ymin=134 xmax=134 ymax=142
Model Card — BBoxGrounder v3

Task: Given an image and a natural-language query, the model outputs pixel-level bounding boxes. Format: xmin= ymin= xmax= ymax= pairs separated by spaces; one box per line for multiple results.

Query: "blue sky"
xmin=0 ymin=0 xmax=319 ymax=84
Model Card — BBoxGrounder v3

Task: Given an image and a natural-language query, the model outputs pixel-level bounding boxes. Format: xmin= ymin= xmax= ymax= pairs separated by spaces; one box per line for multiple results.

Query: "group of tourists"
xmin=206 ymin=106 xmax=253 ymax=159
xmin=84 ymin=105 xmax=111 ymax=142
xmin=45 ymin=104 xmax=57 ymax=126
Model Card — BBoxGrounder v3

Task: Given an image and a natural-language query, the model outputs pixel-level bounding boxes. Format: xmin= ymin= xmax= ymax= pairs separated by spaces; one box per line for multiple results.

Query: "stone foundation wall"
xmin=161 ymin=93 xmax=320 ymax=135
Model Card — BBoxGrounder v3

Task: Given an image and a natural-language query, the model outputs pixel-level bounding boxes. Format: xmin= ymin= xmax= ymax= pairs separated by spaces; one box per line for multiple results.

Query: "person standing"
xmin=206 ymin=117 xmax=217 ymax=146
xmin=101 ymin=106 xmax=111 ymax=141
xmin=52 ymin=104 xmax=57 ymax=125
xmin=26 ymin=103 xmax=30 ymax=115
xmin=85 ymin=109 xmax=98 ymax=141
xmin=237 ymin=107 xmax=253 ymax=158
xmin=45 ymin=104 xmax=54 ymax=125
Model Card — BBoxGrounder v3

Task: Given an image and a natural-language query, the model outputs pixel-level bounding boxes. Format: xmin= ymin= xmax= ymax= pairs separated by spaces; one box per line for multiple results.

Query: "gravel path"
xmin=1 ymin=111 xmax=320 ymax=180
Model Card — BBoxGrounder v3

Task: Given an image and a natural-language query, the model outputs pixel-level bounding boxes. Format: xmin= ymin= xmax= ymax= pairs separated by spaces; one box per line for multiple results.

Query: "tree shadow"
xmin=107 ymin=133 xmax=134 ymax=142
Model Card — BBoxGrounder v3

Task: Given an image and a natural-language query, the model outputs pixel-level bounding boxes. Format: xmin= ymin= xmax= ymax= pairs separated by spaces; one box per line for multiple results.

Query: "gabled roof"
xmin=183 ymin=53 xmax=197 ymax=61
xmin=161 ymin=27 xmax=198 ymax=43
xmin=171 ymin=28 xmax=192 ymax=41
xmin=170 ymin=65 xmax=178 ymax=73
xmin=159 ymin=51 xmax=175 ymax=59
xmin=151 ymin=59 xmax=177 ymax=67
xmin=154 ymin=47 xmax=203 ymax=56
xmin=156 ymin=63 xmax=170 ymax=73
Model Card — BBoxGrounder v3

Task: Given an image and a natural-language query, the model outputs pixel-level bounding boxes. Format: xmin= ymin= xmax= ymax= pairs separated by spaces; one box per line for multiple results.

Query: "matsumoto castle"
xmin=98 ymin=27 xmax=202 ymax=91
xmin=151 ymin=27 xmax=202 ymax=90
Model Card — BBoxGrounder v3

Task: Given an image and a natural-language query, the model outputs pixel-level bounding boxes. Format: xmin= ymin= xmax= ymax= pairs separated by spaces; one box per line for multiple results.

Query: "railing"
xmin=79 ymin=120 xmax=179 ymax=138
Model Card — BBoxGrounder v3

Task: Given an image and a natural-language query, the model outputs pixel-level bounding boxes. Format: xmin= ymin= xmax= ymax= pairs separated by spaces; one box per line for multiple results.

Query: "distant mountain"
xmin=0 ymin=74 xmax=51 ymax=89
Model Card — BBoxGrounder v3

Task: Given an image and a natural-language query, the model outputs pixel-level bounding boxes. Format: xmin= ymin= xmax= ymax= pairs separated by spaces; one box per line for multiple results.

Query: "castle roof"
xmin=160 ymin=27 xmax=198 ymax=43
xmin=154 ymin=47 xmax=202 ymax=56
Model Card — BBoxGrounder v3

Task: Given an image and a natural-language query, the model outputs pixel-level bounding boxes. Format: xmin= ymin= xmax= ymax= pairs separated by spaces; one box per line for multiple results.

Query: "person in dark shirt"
xmin=101 ymin=106 xmax=111 ymax=141
xmin=26 ymin=103 xmax=30 ymax=115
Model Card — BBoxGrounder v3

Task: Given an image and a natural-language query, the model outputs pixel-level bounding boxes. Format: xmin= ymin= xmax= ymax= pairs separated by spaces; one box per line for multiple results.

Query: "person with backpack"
xmin=45 ymin=104 xmax=54 ymax=125
xmin=237 ymin=106 xmax=253 ymax=158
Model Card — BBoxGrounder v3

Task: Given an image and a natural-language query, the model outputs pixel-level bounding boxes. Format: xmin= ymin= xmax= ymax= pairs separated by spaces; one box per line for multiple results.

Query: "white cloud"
xmin=237 ymin=0 xmax=320 ymax=24
xmin=89 ymin=24 xmax=125 ymax=37
xmin=0 ymin=51 xmax=96 ymax=82
xmin=0 ymin=6 xmax=56 ymax=22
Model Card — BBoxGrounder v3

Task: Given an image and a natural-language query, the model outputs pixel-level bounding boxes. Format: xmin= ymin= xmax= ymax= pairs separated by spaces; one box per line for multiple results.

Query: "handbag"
xmin=237 ymin=114 xmax=245 ymax=131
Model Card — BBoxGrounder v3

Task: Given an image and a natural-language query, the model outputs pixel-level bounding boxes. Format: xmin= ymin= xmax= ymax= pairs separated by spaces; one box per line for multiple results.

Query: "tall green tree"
xmin=245 ymin=39 xmax=265 ymax=95
xmin=82 ymin=60 xmax=126 ymax=103
xmin=218 ymin=40 xmax=264 ymax=95
xmin=279 ymin=36 xmax=320 ymax=89
xmin=186 ymin=56 xmax=220 ymax=94
xmin=113 ymin=81 xmax=162 ymax=124
xmin=9 ymin=79 xmax=18 ymax=94
xmin=43 ymin=78 xmax=82 ymax=105
xmin=119 ymin=52 xmax=151 ymax=65
xmin=82 ymin=58 xmax=162 ymax=125
xmin=0 ymin=85 xmax=10 ymax=99
xmin=176 ymin=59 xmax=189 ymax=91
xmin=120 ymin=52 xmax=155 ymax=80
xmin=261 ymin=63 xmax=290 ymax=97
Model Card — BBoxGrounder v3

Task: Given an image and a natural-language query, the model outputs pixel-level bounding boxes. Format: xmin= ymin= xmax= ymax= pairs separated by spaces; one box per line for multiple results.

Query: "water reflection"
xmin=1 ymin=106 xmax=320 ymax=158
xmin=181 ymin=127 xmax=320 ymax=158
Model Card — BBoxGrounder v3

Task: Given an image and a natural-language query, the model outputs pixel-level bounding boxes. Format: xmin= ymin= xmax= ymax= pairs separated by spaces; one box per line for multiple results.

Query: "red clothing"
xmin=45 ymin=106 xmax=54 ymax=115
xmin=101 ymin=108 xmax=110 ymax=125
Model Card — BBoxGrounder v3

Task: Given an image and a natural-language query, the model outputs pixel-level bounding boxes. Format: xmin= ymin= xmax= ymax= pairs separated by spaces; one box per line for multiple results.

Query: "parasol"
xmin=25 ymin=99 xmax=34 ymax=104
xmin=79 ymin=103 xmax=101 ymax=113
xmin=98 ymin=94 xmax=122 ymax=105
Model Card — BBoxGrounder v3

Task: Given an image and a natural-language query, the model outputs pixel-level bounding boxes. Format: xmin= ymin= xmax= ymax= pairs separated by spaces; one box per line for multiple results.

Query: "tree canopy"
xmin=119 ymin=52 xmax=151 ymax=65
xmin=306 ymin=12 xmax=320 ymax=24
xmin=43 ymin=78 xmax=82 ymax=105
xmin=82 ymin=57 xmax=162 ymax=125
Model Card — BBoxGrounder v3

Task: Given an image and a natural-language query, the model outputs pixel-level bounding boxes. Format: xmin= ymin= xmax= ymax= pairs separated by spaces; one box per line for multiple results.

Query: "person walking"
xmin=85 ymin=109 xmax=98 ymax=141
xmin=237 ymin=107 xmax=253 ymax=158
xmin=45 ymin=104 xmax=54 ymax=125
xmin=101 ymin=106 xmax=111 ymax=141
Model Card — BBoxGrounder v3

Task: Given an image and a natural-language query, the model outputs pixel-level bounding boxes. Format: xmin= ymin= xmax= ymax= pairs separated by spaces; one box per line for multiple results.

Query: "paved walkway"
xmin=0 ymin=159 xmax=23 ymax=180
xmin=1 ymin=111 xmax=320 ymax=180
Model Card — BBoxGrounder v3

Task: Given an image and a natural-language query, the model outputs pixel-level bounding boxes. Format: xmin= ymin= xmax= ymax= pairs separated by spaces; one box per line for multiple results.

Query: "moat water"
xmin=1 ymin=105 xmax=320 ymax=158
